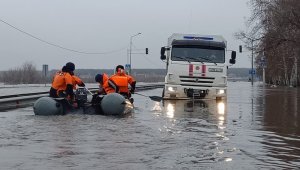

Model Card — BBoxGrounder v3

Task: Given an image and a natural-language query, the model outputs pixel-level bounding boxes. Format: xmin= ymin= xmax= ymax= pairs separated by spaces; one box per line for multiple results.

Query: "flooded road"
xmin=0 ymin=82 xmax=299 ymax=169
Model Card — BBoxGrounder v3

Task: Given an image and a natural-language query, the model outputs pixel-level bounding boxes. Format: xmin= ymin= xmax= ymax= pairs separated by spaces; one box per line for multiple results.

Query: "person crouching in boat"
xmin=49 ymin=62 xmax=78 ymax=103
xmin=92 ymin=73 xmax=117 ymax=112
xmin=109 ymin=65 xmax=136 ymax=99
xmin=94 ymin=73 xmax=117 ymax=95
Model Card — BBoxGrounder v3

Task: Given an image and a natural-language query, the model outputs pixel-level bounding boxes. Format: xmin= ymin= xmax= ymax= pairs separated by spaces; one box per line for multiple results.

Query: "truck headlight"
xmin=208 ymin=68 xmax=223 ymax=72
xmin=167 ymin=86 xmax=177 ymax=92
xmin=217 ymin=89 xmax=225 ymax=95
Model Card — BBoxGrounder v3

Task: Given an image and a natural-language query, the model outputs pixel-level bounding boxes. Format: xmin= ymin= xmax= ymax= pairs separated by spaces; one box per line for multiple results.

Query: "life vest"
xmin=51 ymin=71 xmax=73 ymax=95
xmin=115 ymin=69 xmax=136 ymax=87
xmin=109 ymin=74 xmax=129 ymax=93
xmin=102 ymin=73 xmax=115 ymax=94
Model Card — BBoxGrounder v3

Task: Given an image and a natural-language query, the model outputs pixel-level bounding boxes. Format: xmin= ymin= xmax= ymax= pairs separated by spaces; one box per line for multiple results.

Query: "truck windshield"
xmin=171 ymin=45 xmax=225 ymax=63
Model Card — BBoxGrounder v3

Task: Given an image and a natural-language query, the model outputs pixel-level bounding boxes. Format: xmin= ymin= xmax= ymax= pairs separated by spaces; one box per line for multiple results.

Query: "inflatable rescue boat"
xmin=33 ymin=88 xmax=134 ymax=116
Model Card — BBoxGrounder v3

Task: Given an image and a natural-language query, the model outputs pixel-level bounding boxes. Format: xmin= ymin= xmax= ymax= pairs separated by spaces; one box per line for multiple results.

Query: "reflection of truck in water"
xmin=160 ymin=33 xmax=236 ymax=100
xmin=161 ymin=100 xmax=226 ymax=125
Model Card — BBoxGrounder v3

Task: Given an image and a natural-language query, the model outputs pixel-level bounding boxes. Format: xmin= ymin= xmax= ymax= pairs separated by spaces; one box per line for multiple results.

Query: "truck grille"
xmin=179 ymin=76 xmax=215 ymax=87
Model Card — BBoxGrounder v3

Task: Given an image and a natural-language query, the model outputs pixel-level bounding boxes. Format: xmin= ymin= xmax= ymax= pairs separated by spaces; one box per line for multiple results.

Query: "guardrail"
xmin=0 ymin=83 xmax=164 ymax=111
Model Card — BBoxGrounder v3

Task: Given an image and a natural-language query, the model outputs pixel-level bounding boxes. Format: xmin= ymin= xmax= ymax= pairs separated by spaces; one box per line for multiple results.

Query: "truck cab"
xmin=160 ymin=33 xmax=236 ymax=100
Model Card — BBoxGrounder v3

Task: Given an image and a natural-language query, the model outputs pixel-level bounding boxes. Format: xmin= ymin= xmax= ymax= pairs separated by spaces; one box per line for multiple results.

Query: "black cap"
xmin=65 ymin=62 xmax=75 ymax=72
xmin=95 ymin=74 xmax=103 ymax=83
xmin=115 ymin=65 xmax=124 ymax=72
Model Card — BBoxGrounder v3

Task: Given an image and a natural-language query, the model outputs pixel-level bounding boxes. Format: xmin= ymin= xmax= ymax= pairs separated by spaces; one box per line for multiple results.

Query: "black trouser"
xmin=50 ymin=87 xmax=74 ymax=112
xmin=50 ymin=87 xmax=67 ymax=98
xmin=49 ymin=87 xmax=58 ymax=98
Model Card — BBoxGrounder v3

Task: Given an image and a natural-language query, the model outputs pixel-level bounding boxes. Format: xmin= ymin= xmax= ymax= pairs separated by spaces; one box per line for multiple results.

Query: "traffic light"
xmin=239 ymin=45 xmax=242 ymax=53
xmin=145 ymin=48 xmax=148 ymax=54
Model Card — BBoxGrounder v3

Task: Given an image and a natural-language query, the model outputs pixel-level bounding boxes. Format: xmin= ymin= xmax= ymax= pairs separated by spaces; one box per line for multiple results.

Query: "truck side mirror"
xmin=160 ymin=47 xmax=166 ymax=60
xmin=229 ymin=51 xmax=236 ymax=64
xmin=229 ymin=59 xmax=236 ymax=64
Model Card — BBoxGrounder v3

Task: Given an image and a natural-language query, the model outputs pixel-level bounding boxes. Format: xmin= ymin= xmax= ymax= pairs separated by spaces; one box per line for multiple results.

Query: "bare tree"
xmin=0 ymin=62 xmax=43 ymax=84
xmin=236 ymin=0 xmax=300 ymax=86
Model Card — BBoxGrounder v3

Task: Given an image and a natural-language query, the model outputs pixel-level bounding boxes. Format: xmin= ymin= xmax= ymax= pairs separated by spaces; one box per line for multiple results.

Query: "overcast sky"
xmin=0 ymin=0 xmax=252 ymax=71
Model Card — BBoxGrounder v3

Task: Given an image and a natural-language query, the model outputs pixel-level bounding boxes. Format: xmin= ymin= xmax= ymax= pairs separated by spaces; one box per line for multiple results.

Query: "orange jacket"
xmin=51 ymin=71 xmax=73 ymax=92
xmin=115 ymin=69 xmax=136 ymax=85
xmin=72 ymin=75 xmax=83 ymax=89
xmin=102 ymin=73 xmax=116 ymax=94
xmin=109 ymin=72 xmax=136 ymax=94
xmin=126 ymin=74 xmax=136 ymax=86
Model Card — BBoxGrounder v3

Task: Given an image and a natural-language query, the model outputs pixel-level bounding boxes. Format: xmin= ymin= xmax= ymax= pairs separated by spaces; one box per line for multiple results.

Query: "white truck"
xmin=160 ymin=33 xmax=236 ymax=100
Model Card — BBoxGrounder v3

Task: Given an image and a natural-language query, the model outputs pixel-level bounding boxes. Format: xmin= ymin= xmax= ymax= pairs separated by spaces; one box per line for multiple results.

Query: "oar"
xmin=84 ymin=87 xmax=93 ymax=95
xmin=134 ymin=92 xmax=163 ymax=102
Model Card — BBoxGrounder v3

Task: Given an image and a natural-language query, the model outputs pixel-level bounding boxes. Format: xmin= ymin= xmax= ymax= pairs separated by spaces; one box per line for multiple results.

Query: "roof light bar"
xmin=183 ymin=36 xmax=213 ymax=40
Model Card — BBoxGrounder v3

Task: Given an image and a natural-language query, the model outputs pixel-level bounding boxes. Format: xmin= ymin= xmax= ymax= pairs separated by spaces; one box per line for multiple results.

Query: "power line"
xmin=0 ymin=18 xmax=128 ymax=54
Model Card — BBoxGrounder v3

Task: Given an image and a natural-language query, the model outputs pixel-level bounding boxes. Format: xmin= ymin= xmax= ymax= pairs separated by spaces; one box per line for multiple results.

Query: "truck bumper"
xmin=163 ymin=84 xmax=226 ymax=100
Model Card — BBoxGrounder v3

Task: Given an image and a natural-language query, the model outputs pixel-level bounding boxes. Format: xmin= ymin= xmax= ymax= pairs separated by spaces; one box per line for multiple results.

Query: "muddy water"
xmin=0 ymin=82 xmax=299 ymax=169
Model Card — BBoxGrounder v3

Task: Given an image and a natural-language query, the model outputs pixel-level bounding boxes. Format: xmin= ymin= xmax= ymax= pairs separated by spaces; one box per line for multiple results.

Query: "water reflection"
xmin=253 ymin=86 xmax=300 ymax=168
xmin=259 ymin=87 xmax=299 ymax=134
xmin=149 ymin=99 xmax=234 ymax=166
xmin=161 ymin=99 xmax=227 ymax=123
xmin=160 ymin=99 xmax=228 ymax=130
xmin=166 ymin=102 xmax=175 ymax=118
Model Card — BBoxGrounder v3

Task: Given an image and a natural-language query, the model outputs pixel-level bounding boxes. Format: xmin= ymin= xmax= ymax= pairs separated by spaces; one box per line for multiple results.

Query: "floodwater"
xmin=0 ymin=82 xmax=299 ymax=169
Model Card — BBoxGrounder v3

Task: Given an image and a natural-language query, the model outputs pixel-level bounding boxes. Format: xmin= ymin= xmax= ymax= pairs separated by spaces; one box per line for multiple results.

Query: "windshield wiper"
xmin=172 ymin=56 xmax=191 ymax=63
xmin=172 ymin=56 xmax=206 ymax=64
xmin=194 ymin=56 xmax=217 ymax=65
xmin=173 ymin=56 xmax=217 ymax=65
xmin=185 ymin=57 xmax=204 ymax=64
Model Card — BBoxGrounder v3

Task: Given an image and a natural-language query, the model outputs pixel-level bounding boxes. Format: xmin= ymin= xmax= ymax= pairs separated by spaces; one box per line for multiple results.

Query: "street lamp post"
xmin=129 ymin=32 xmax=141 ymax=75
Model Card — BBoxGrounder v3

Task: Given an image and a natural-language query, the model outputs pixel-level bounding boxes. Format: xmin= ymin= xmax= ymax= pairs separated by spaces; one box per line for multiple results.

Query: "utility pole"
xmin=129 ymin=33 xmax=141 ymax=75
xmin=240 ymin=37 xmax=260 ymax=86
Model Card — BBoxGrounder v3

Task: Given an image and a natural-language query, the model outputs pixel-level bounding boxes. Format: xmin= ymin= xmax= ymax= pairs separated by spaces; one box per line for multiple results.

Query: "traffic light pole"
xmin=251 ymin=39 xmax=254 ymax=86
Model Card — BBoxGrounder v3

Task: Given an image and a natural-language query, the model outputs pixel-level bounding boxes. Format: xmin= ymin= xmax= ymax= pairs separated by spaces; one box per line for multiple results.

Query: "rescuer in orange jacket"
xmin=72 ymin=75 xmax=85 ymax=90
xmin=109 ymin=65 xmax=136 ymax=98
xmin=49 ymin=62 xmax=77 ymax=100
xmin=95 ymin=73 xmax=116 ymax=94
